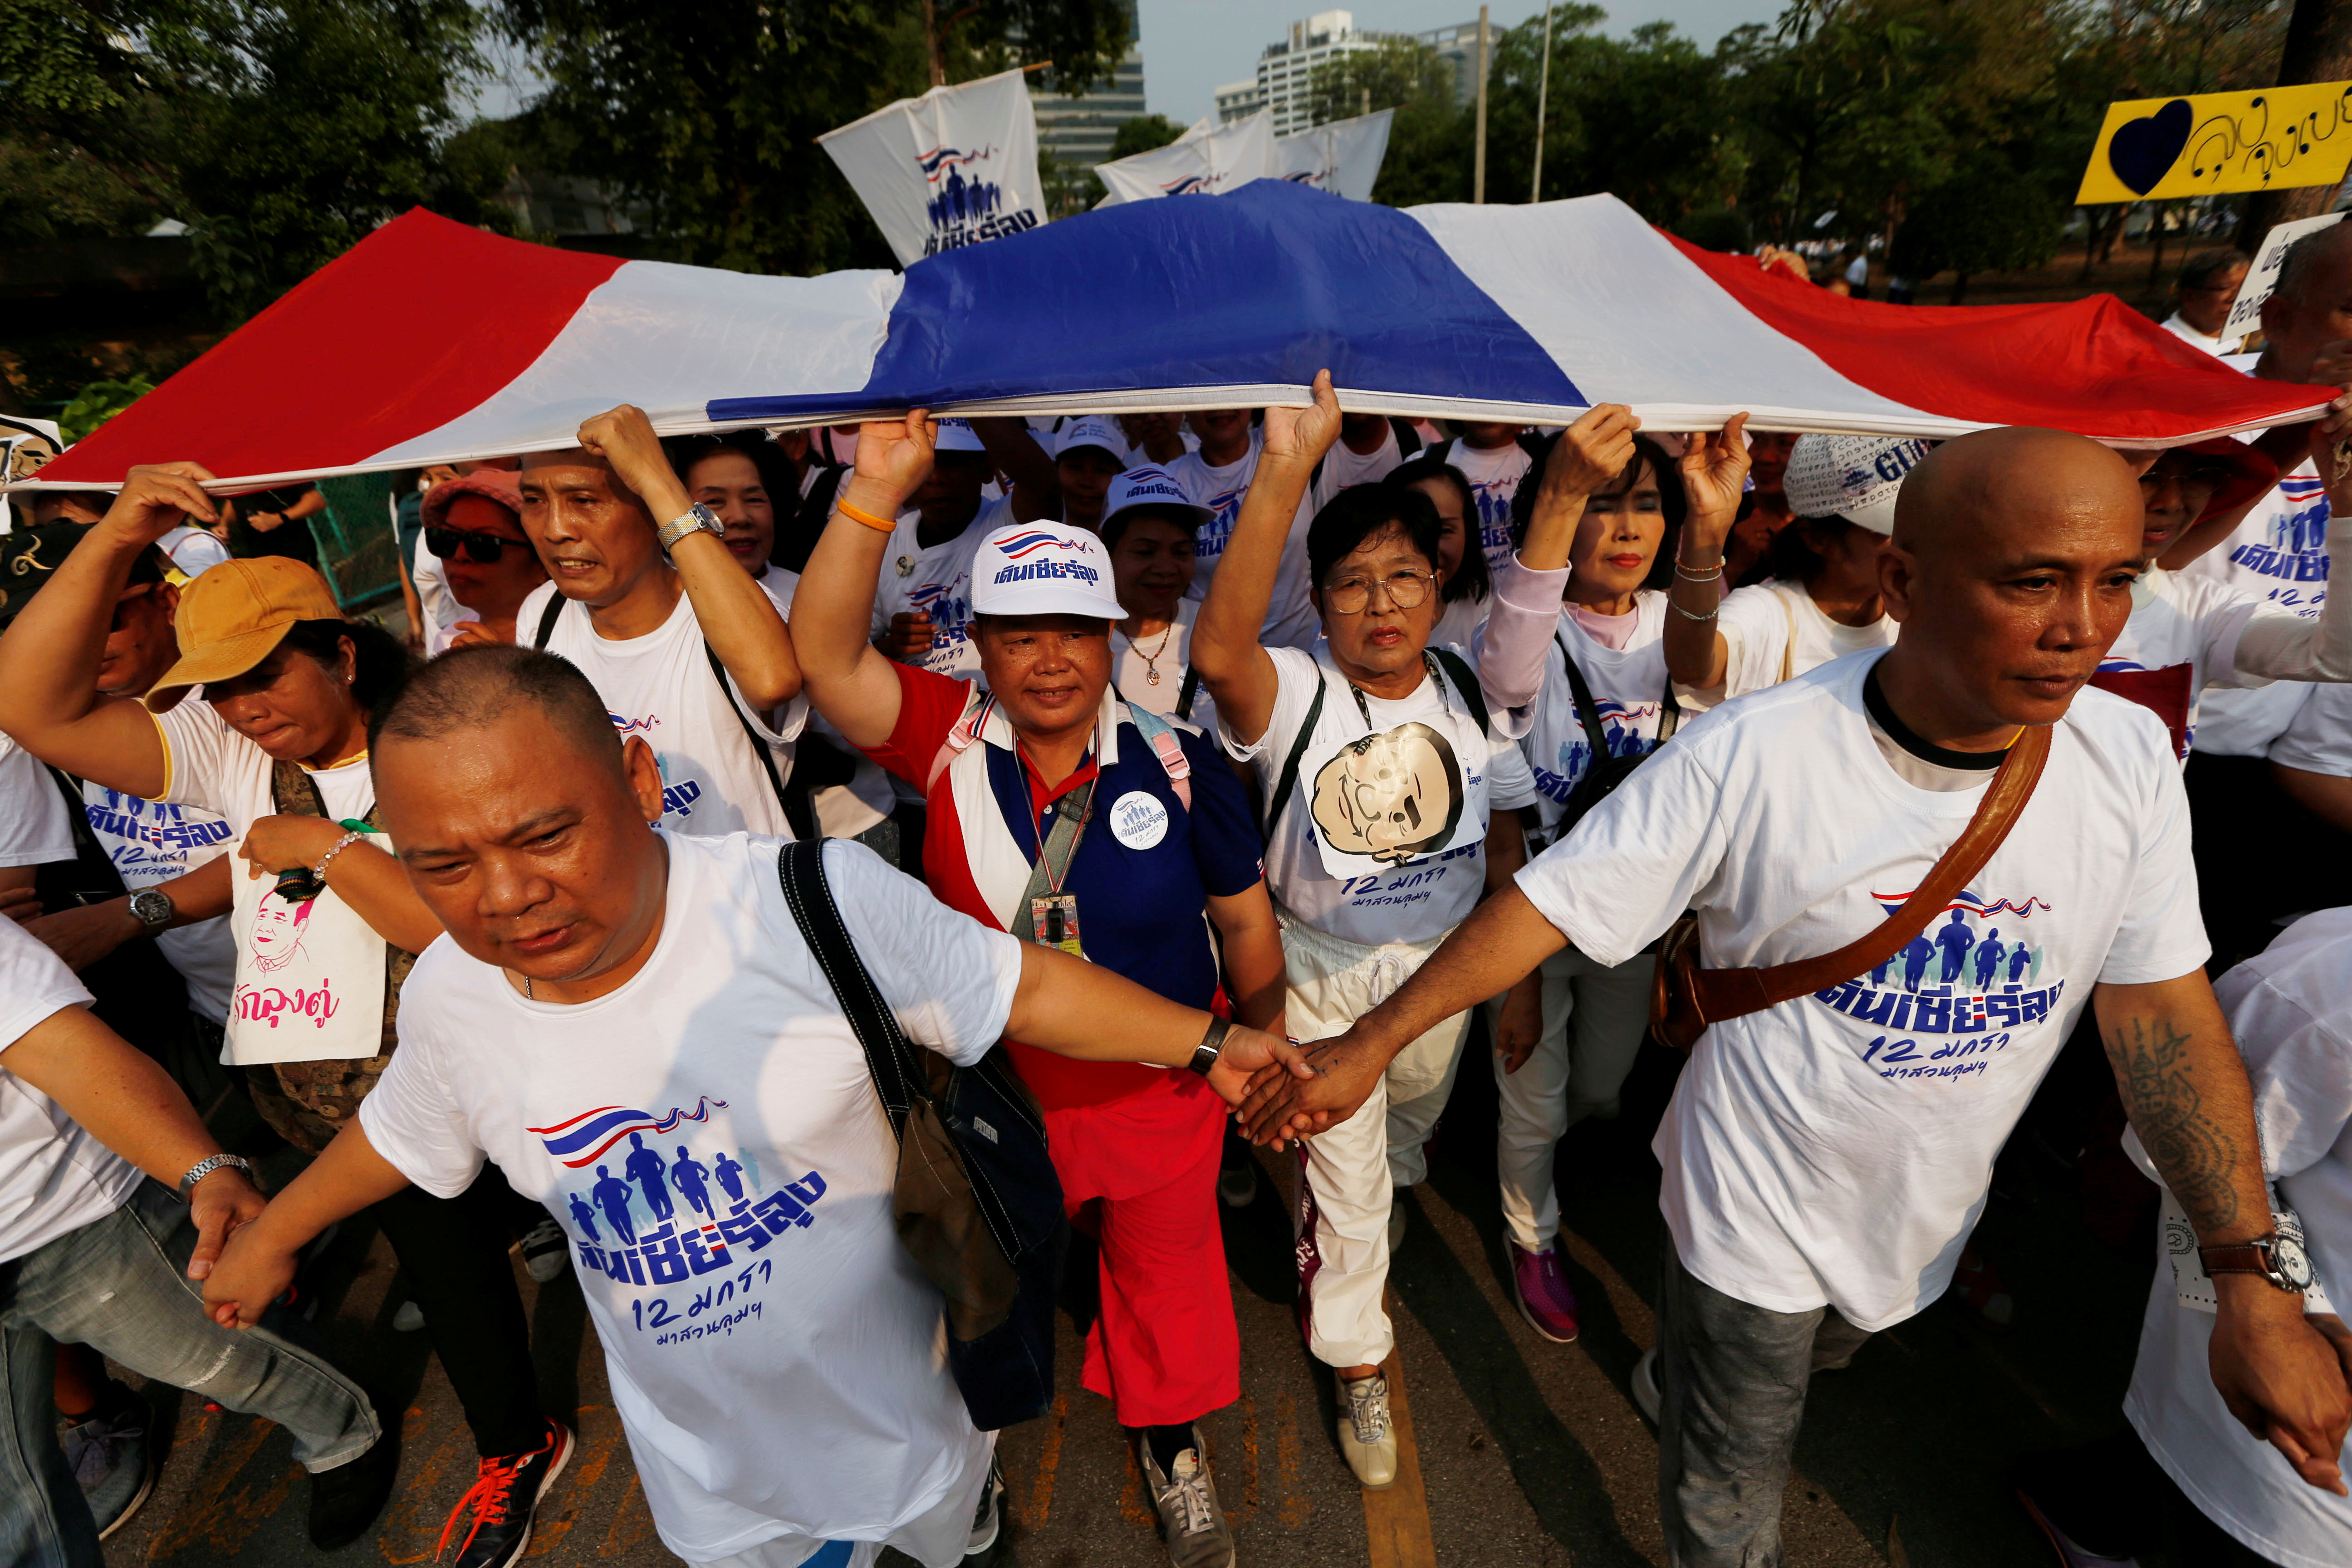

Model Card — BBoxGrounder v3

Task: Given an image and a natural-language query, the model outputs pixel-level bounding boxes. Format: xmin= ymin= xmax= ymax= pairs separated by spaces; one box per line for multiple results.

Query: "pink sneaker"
xmin=1509 ymin=1243 xmax=1580 ymax=1343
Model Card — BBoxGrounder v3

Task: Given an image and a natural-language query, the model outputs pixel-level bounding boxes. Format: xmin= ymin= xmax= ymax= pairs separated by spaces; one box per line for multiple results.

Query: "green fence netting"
xmin=310 ymin=472 xmax=402 ymax=614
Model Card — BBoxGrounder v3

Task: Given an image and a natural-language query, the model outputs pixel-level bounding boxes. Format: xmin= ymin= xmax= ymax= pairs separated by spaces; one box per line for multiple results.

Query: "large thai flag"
xmin=29 ymin=180 xmax=2329 ymax=492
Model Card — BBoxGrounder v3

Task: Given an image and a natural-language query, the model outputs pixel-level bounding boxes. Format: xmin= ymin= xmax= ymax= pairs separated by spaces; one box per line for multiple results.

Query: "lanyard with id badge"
xmin=1024 ymin=778 xmax=1095 ymax=957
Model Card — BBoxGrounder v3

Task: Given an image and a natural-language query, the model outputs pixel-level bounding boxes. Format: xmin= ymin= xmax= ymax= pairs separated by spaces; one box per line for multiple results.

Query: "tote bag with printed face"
xmin=225 ymin=835 xmax=388 ymax=1065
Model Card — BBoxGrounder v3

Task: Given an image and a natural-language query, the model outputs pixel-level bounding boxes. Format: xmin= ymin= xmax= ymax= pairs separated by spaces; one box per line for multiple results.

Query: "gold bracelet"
xmin=837 ymin=498 xmax=897 ymax=534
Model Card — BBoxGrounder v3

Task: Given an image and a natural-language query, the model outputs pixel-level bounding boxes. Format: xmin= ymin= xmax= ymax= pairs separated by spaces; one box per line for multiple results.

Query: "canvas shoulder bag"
xmin=1650 ymin=722 xmax=2052 ymax=1052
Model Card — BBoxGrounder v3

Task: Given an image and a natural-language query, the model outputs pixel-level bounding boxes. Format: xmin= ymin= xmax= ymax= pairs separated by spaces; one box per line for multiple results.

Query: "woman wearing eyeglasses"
xmin=419 ymin=469 xmax=548 ymax=653
xmin=1191 ymin=372 xmax=1541 ymax=1491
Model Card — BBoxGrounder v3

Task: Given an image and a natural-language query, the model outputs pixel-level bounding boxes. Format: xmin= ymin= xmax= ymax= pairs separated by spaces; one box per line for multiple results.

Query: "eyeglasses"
xmin=426 ymin=527 xmax=524 ymax=564
xmin=1322 ymin=568 xmax=1436 ymax=616
xmin=2138 ymin=464 xmax=2229 ymax=499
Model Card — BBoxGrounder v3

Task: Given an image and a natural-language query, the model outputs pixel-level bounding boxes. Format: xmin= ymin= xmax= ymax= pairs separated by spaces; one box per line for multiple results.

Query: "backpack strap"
xmin=701 ymin=641 xmax=801 ymax=836
xmin=1556 ymin=632 xmax=1612 ymax=760
xmin=1122 ymin=701 xmax=1193 ymax=812
xmin=1261 ymin=671 xmax=1329 ymax=835
xmin=926 ymin=690 xmax=995 ymax=795
xmin=1428 ymin=646 xmax=1491 ymax=737
xmin=778 ymin=839 xmax=916 ymax=1140
xmin=1176 ymin=666 xmax=1202 ymax=721
xmin=530 ymin=591 xmax=565 ymax=651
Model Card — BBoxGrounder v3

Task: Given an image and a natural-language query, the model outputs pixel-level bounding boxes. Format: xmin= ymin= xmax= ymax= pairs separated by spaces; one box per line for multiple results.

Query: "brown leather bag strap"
xmin=1687 ymin=722 xmax=2053 ymax=1024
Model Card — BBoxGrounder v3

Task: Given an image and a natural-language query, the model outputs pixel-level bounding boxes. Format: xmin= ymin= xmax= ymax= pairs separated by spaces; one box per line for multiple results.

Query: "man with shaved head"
xmin=197 ymin=644 xmax=1311 ymax=1568
xmin=1239 ymin=426 xmax=2352 ymax=1566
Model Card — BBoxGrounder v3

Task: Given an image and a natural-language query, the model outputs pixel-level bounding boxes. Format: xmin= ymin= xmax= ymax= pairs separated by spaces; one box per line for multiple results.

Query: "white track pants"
xmin=1277 ymin=908 xmax=1473 ymax=1370
xmin=1485 ymin=944 xmax=1653 ymax=1253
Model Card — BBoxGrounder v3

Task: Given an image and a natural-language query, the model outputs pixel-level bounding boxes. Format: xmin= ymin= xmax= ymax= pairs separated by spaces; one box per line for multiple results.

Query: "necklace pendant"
xmin=1146 ymin=668 xmax=1162 ymax=686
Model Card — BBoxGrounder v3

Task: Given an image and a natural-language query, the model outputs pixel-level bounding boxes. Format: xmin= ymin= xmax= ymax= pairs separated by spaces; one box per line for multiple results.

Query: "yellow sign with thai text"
xmin=2077 ymin=82 xmax=2352 ymax=204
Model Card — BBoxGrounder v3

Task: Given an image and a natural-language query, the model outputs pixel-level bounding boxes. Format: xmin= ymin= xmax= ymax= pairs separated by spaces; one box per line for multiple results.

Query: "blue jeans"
xmin=0 ymin=1180 xmax=378 ymax=1568
xmin=1656 ymin=1226 xmax=1873 ymax=1568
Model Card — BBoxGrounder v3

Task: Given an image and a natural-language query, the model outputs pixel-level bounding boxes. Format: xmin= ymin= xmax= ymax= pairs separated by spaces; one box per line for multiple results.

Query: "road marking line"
xmin=1276 ymin=1388 xmax=1309 ymax=1527
xmin=1010 ymin=1392 xmax=1066 ymax=1529
xmin=1359 ymin=1337 xmax=1437 ymax=1568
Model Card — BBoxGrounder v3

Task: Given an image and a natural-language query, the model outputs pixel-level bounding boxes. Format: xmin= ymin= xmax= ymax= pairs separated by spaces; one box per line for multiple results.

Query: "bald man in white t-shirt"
xmin=1244 ymin=426 xmax=2352 ymax=1567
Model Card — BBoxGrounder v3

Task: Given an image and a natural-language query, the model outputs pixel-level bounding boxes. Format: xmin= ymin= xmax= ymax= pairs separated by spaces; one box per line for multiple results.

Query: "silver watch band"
xmin=178 ymin=1152 xmax=252 ymax=1199
xmin=657 ymin=503 xmax=722 ymax=553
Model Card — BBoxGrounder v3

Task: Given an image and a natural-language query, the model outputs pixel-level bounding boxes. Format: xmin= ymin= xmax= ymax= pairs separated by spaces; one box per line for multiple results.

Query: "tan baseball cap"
xmin=146 ymin=554 xmax=342 ymax=711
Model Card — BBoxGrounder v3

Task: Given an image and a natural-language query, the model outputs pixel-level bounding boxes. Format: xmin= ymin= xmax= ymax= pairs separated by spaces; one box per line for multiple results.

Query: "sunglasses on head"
xmin=426 ymin=527 xmax=523 ymax=564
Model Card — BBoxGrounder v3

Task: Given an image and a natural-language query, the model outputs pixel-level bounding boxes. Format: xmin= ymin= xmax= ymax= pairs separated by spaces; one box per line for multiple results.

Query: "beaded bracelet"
xmin=311 ymin=829 xmax=366 ymax=884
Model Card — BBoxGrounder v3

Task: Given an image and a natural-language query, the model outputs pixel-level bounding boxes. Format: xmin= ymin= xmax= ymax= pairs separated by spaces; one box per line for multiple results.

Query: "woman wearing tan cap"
xmin=0 ymin=461 xmax=573 ymax=1568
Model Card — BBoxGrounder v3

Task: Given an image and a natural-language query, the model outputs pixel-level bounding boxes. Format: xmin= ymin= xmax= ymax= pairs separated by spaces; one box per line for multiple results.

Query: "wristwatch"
xmin=178 ymin=1152 xmax=253 ymax=1200
xmin=127 ymin=889 xmax=174 ymax=931
xmin=2199 ymin=1230 xmax=2315 ymax=1294
xmin=656 ymin=502 xmax=725 ymax=554
xmin=1188 ymin=1017 xmax=1231 ymax=1076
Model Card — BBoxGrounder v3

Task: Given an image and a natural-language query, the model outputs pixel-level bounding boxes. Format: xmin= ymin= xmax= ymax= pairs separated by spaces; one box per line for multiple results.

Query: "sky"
xmin=1137 ymin=1 xmax=1788 ymax=125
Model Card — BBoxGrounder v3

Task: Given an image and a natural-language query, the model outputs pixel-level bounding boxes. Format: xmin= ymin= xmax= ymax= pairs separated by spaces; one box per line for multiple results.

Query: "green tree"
xmin=1 ymin=0 xmax=516 ymax=318
xmin=1307 ymin=36 xmax=1470 ymax=206
xmin=495 ymin=0 xmax=1131 ymax=275
xmin=1108 ymin=112 xmax=1185 ymax=160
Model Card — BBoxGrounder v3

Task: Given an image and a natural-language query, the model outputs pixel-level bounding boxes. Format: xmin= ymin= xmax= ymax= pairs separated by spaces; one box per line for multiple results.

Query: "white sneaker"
xmin=1631 ymin=1347 xmax=1662 ymax=1425
xmin=393 ymin=1301 xmax=426 ymax=1333
xmin=964 ymin=1459 xmax=1003 ymax=1558
xmin=1336 ymin=1374 xmax=1398 ymax=1490
xmin=1140 ymin=1428 xmax=1234 ymax=1568
xmin=1386 ymin=1200 xmax=1406 ymax=1251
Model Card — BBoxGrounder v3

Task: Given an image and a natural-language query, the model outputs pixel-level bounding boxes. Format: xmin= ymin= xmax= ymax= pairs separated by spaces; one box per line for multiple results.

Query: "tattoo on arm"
xmin=2104 ymin=1013 xmax=2240 ymax=1235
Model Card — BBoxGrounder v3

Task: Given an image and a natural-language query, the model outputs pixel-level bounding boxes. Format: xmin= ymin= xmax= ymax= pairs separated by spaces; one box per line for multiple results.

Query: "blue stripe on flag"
xmin=709 ymin=181 xmax=1581 ymax=421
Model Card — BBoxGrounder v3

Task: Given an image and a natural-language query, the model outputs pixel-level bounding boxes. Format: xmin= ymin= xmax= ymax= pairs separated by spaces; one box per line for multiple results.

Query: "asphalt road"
xmin=101 ymin=1033 xmax=2200 ymax=1568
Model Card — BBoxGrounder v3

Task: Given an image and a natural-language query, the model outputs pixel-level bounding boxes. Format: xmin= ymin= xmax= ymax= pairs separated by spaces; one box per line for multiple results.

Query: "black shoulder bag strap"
xmin=1261 ymin=672 xmax=1328 ymax=835
xmin=703 ymin=642 xmax=806 ymax=838
xmin=1555 ymin=632 xmax=1612 ymax=761
xmin=1428 ymin=646 xmax=1492 ymax=736
xmin=1176 ymin=666 xmax=1202 ymax=722
xmin=530 ymin=592 xmax=565 ymax=650
xmin=778 ymin=838 xmax=916 ymax=1139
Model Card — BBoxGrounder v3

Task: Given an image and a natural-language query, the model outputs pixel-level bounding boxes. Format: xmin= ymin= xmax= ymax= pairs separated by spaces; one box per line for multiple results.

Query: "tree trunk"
xmin=2147 ymin=201 xmax=2171 ymax=288
xmin=2236 ymin=0 xmax=2352 ymax=248
xmin=1950 ymin=272 xmax=1971 ymax=305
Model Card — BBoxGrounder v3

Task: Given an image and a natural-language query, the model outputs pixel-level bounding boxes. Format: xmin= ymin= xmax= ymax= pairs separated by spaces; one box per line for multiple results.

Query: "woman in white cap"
xmin=1467 ymin=402 xmax=1749 ymax=1349
xmin=1192 ymin=373 xmax=1542 ymax=1492
xmin=794 ymin=414 xmax=1287 ymax=1568
xmin=1099 ymin=465 xmax=1218 ymax=733
xmin=1048 ymin=417 xmax=1129 ymax=534
xmin=1664 ymin=432 xmax=1926 ymax=703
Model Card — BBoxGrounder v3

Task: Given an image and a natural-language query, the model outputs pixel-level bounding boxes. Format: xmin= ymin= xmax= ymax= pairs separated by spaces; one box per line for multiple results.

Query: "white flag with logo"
xmin=818 ymin=69 xmax=1048 ymax=267
xmin=1273 ymin=110 xmax=1392 ymax=202
xmin=1095 ymin=110 xmax=1276 ymax=205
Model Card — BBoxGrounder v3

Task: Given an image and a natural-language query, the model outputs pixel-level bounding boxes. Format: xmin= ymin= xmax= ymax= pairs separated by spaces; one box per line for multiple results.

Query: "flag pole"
xmin=1473 ymin=5 xmax=1491 ymax=204
xmin=1531 ymin=6 xmax=1554 ymax=202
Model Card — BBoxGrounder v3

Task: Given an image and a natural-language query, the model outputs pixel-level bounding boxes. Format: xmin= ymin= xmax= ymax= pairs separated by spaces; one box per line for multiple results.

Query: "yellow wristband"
xmin=837 ymin=498 xmax=897 ymax=534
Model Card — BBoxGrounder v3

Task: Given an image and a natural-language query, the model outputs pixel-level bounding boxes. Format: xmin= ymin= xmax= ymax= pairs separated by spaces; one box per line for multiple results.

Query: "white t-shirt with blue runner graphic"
xmin=360 ymin=833 xmax=1023 ymax=1564
xmin=2181 ymin=461 xmax=2331 ymax=755
xmin=1513 ymin=652 xmax=2208 ymax=1331
xmin=1519 ymin=592 xmax=1674 ymax=843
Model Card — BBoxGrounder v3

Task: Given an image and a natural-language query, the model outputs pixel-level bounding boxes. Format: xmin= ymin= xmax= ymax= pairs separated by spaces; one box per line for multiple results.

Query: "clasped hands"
xmin=1231 ymin=1032 xmax=1387 ymax=1148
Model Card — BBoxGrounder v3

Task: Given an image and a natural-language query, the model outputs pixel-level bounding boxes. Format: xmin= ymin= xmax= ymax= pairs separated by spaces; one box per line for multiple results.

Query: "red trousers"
xmin=1044 ymin=1069 xmax=1239 ymax=1428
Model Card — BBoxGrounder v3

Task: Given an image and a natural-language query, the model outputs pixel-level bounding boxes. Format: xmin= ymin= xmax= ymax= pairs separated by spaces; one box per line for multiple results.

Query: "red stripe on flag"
xmin=43 ymin=209 xmax=623 ymax=486
xmin=1664 ymin=235 xmax=2329 ymax=443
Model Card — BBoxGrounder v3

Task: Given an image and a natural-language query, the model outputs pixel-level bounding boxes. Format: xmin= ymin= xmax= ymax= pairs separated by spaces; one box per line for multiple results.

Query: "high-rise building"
xmin=1030 ymin=2 xmax=1151 ymax=166
xmin=1212 ymin=10 xmax=1392 ymax=137
xmin=1415 ymin=20 xmax=1485 ymax=108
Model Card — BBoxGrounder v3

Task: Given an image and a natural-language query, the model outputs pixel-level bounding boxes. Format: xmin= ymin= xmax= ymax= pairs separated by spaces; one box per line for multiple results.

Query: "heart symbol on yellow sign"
xmin=2108 ymin=98 xmax=2194 ymax=196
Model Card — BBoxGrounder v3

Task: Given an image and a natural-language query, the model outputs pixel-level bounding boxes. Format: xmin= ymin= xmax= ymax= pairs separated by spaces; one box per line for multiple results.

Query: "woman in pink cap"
xmin=418 ymin=468 xmax=547 ymax=653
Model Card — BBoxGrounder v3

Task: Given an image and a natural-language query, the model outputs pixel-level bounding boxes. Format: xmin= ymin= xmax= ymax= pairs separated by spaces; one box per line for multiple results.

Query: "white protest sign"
xmin=1095 ymin=110 xmax=1275 ymax=205
xmin=2224 ymin=211 xmax=2345 ymax=343
xmin=225 ymin=835 xmax=389 ymax=1065
xmin=1272 ymin=109 xmax=1393 ymax=202
xmin=818 ymin=69 xmax=1048 ymax=267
